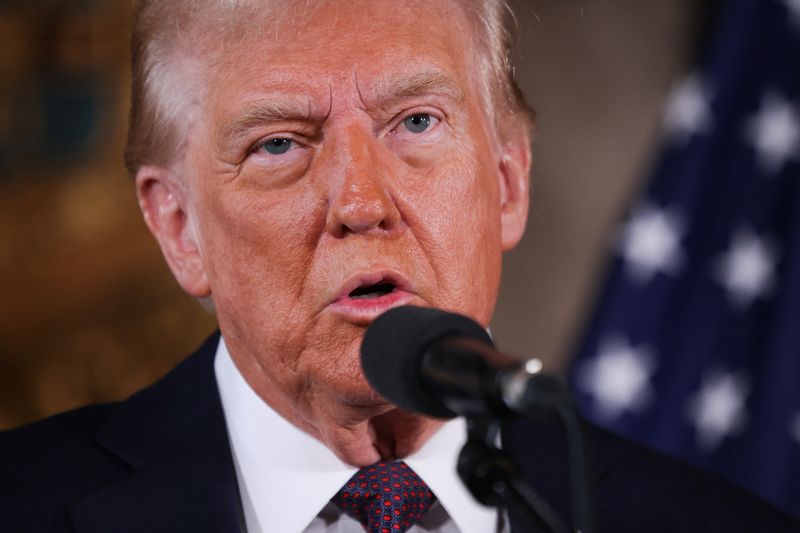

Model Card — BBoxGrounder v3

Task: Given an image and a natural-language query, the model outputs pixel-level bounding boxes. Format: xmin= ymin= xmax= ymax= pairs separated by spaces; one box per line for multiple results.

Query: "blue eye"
xmin=402 ymin=114 xmax=432 ymax=134
xmin=261 ymin=138 xmax=293 ymax=155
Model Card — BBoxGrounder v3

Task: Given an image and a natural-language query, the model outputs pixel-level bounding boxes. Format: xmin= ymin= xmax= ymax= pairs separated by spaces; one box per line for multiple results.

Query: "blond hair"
xmin=123 ymin=0 xmax=533 ymax=176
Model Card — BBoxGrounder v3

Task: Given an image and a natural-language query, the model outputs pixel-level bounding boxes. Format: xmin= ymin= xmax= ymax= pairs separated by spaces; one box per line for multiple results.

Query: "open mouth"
xmin=348 ymin=281 xmax=397 ymax=299
xmin=331 ymin=271 xmax=413 ymax=321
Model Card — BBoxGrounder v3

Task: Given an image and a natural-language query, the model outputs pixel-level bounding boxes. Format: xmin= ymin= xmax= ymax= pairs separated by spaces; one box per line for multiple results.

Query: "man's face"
xmin=161 ymin=0 xmax=529 ymax=410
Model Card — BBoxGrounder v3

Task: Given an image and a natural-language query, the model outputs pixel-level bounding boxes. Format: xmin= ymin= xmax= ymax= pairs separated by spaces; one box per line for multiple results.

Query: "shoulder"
xmin=0 ymin=331 xmax=223 ymax=532
xmin=0 ymin=403 xmax=128 ymax=530
xmin=503 ymin=416 xmax=800 ymax=532
xmin=0 ymin=402 xmax=123 ymax=481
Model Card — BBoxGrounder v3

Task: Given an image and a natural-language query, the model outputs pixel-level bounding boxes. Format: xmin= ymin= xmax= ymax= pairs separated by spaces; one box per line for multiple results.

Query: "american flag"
xmin=568 ymin=0 xmax=800 ymax=518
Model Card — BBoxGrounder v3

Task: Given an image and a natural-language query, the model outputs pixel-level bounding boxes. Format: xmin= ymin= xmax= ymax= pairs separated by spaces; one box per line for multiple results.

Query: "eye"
xmin=257 ymin=138 xmax=293 ymax=155
xmin=401 ymin=113 xmax=436 ymax=134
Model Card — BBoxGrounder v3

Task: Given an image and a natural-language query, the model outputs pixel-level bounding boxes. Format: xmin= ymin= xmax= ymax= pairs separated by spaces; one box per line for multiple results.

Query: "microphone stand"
xmin=457 ymin=368 xmax=596 ymax=533
xmin=504 ymin=369 xmax=596 ymax=533
xmin=457 ymin=417 xmax=570 ymax=533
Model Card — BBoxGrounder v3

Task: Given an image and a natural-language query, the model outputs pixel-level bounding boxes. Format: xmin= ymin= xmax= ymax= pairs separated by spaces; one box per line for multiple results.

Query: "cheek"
xmin=405 ymin=145 xmax=503 ymax=324
xmin=195 ymin=179 xmax=325 ymax=320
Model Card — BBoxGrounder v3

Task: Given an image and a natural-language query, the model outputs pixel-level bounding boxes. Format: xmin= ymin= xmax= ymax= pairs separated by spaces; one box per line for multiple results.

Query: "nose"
xmin=325 ymin=126 xmax=401 ymax=237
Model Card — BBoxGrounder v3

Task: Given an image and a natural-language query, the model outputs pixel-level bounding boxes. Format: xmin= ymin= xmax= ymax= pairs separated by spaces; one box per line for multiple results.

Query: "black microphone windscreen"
xmin=360 ymin=305 xmax=493 ymax=418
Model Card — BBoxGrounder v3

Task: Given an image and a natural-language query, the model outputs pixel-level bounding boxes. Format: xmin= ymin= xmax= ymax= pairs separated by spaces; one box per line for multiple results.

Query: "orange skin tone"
xmin=135 ymin=0 xmax=531 ymax=466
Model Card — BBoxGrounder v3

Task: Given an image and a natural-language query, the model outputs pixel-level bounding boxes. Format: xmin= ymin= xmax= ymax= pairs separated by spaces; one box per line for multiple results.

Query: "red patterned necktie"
xmin=331 ymin=461 xmax=437 ymax=533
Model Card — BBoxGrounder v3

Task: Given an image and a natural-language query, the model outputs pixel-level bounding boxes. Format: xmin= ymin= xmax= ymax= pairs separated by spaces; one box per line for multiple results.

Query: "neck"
xmin=312 ymin=408 xmax=445 ymax=466
xmin=227 ymin=337 xmax=444 ymax=466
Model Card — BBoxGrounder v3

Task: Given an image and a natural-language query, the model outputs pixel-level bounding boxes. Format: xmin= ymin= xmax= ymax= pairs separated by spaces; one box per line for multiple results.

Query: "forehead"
xmin=201 ymin=0 xmax=479 ymax=112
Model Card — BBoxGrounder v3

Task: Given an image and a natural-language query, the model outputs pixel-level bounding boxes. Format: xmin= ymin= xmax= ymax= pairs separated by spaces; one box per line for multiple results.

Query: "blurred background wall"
xmin=0 ymin=0 xmax=716 ymax=429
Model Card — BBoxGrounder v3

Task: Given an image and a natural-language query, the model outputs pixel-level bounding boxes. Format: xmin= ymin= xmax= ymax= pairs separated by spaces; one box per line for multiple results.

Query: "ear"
xmin=135 ymin=166 xmax=211 ymax=298
xmin=498 ymin=131 xmax=532 ymax=251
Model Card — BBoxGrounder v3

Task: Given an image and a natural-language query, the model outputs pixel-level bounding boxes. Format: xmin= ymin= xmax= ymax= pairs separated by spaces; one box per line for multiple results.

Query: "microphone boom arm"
xmin=457 ymin=417 xmax=571 ymax=533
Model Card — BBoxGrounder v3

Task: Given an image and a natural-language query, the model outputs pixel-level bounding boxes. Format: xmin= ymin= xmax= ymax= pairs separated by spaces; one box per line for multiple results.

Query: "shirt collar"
xmin=214 ymin=335 xmax=496 ymax=533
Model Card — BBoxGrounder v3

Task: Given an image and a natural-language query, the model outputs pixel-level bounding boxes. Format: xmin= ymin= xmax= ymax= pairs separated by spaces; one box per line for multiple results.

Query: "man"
xmin=1 ymin=1 xmax=798 ymax=532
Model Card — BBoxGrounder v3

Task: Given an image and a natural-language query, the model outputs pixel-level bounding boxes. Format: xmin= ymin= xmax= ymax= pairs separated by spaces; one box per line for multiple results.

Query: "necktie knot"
xmin=331 ymin=461 xmax=437 ymax=532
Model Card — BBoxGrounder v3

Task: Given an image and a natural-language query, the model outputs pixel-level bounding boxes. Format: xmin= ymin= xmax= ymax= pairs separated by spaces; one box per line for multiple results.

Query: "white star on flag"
xmin=663 ymin=74 xmax=714 ymax=142
xmin=745 ymin=92 xmax=800 ymax=175
xmin=618 ymin=203 xmax=685 ymax=285
xmin=687 ymin=370 xmax=749 ymax=452
xmin=783 ymin=0 xmax=800 ymax=28
xmin=576 ymin=335 xmax=656 ymax=422
xmin=713 ymin=227 xmax=778 ymax=309
xmin=791 ymin=411 xmax=800 ymax=445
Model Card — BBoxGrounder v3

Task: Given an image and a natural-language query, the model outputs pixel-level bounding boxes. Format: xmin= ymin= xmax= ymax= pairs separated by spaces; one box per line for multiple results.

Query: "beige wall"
xmin=0 ymin=1 xmax=694 ymax=428
xmin=493 ymin=0 xmax=693 ymax=369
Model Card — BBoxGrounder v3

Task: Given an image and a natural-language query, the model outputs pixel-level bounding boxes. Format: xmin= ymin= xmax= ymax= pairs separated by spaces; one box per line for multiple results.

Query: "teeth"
xmin=351 ymin=291 xmax=382 ymax=299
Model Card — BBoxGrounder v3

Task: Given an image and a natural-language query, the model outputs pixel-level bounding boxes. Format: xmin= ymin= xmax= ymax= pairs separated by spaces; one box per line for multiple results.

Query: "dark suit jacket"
xmin=1 ymin=332 xmax=798 ymax=532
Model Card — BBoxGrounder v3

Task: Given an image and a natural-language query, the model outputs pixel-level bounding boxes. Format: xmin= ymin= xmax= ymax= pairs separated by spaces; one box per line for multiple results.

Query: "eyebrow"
xmin=219 ymin=97 xmax=323 ymax=148
xmin=366 ymin=70 xmax=465 ymax=107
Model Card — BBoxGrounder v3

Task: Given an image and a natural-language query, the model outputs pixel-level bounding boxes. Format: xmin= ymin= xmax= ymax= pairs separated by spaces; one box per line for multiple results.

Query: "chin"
xmin=329 ymin=370 xmax=391 ymax=409
xmin=304 ymin=322 xmax=378 ymax=399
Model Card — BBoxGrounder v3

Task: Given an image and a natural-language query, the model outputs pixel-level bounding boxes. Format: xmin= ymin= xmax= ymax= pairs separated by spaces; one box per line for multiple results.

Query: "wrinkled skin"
xmin=136 ymin=0 xmax=531 ymax=466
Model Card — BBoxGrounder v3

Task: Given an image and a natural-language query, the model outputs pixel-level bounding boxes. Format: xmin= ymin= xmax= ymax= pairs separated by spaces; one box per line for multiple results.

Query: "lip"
xmin=329 ymin=269 xmax=416 ymax=324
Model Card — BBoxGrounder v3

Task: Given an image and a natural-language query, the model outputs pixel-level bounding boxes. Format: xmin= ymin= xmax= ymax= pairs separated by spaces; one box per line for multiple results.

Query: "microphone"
xmin=360 ymin=305 xmax=571 ymax=420
xmin=361 ymin=305 xmax=596 ymax=533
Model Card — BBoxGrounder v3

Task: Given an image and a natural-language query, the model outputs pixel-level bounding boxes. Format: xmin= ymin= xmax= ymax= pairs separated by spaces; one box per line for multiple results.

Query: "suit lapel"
xmin=70 ymin=332 xmax=244 ymax=533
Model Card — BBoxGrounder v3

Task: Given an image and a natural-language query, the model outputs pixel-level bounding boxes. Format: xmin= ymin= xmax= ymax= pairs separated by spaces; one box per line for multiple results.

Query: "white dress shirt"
xmin=214 ymin=336 xmax=505 ymax=533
